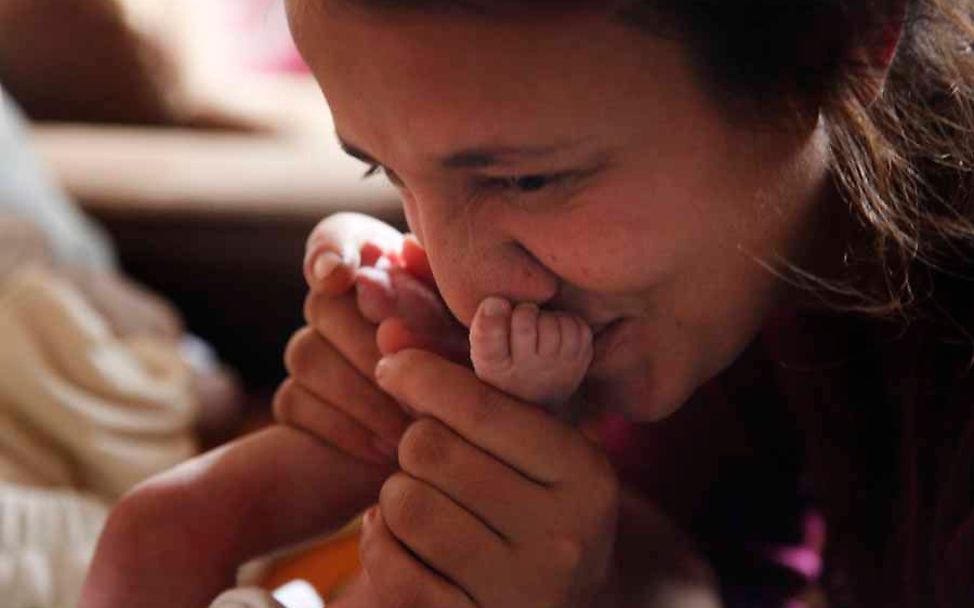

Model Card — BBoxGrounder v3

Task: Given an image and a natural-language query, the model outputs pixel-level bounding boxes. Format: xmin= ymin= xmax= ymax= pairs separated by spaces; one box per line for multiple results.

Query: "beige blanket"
xmin=0 ymin=265 xmax=198 ymax=607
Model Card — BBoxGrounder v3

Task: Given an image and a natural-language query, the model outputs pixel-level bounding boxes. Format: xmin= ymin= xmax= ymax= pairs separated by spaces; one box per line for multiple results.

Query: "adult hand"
xmin=356 ymin=348 xmax=621 ymax=608
xmin=275 ymin=213 xmax=467 ymax=464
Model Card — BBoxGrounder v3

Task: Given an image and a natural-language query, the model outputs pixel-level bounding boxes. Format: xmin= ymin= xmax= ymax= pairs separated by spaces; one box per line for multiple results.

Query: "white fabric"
xmin=0 ymin=265 xmax=197 ymax=499
xmin=0 ymin=483 xmax=108 ymax=608
xmin=211 ymin=583 xmax=325 ymax=608
xmin=211 ymin=587 xmax=288 ymax=608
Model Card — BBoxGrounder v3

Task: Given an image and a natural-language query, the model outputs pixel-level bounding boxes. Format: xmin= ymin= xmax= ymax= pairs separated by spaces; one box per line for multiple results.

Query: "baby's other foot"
xmin=470 ymin=297 xmax=593 ymax=408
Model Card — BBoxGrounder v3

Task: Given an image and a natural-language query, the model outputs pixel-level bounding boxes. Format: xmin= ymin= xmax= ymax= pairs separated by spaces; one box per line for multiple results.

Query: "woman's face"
xmin=289 ymin=2 xmax=832 ymax=420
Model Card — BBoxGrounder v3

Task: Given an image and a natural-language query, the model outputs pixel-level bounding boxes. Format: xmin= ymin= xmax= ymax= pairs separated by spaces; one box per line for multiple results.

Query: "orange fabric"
xmin=260 ymin=524 xmax=362 ymax=602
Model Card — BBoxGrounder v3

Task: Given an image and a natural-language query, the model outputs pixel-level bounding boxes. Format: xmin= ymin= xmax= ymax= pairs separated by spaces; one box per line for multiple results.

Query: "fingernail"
xmin=482 ymin=296 xmax=510 ymax=318
xmin=375 ymin=356 xmax=392 ymax=381
xmin=313 ymin=251 xmax=342 ymax=281
xmin=372 ymin=437 xmax=398 ymax=460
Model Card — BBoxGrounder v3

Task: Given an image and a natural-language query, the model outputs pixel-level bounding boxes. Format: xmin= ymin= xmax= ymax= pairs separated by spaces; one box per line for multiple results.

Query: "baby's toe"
xmin=536 ymin=312 xmax=562 ymax=357
xmin=470 ymin=297 xmax=514 ymax=371
xmin=556 ymin=313 xmax=581 ymax=357
xmin=510 ymin=302 xmax=540 ymax=361
xmin=576 ymin=318 xmax=594 ymax=362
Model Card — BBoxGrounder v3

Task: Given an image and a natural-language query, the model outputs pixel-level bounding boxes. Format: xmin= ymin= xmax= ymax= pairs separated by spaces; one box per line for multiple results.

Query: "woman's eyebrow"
xmin=438 ymin=141 xmax=590 ymax=169
xmin=337 ymin=134 xmax=594 ymax=169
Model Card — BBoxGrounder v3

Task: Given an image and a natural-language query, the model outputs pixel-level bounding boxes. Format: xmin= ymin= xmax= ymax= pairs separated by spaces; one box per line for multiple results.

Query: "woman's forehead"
xmin=289 ymin=2 xmax=699 ymax=157
xmin=287 ymin=0 xmax=615 ymax=22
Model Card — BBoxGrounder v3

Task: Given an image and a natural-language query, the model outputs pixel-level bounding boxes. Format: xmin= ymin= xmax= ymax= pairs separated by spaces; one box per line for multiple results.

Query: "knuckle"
xmin=283 ymin=327 xmax=318 ymax=377
xmin=398 ymin=419 xmax=453 ymax=473
xmin=304 ymin=291 xmax=341 ymax=329
xmin=303 ymin=292 xmax=321 ymax=325
xmin=546 ymin=535 xmax=585 ymax=578
xmin=379 ymin=473 xmax=430 ymax=535
xmin=271 ymin=378 xmax=297 ymax=423
xmin=359 ymin=533 xmax=426 ymax=608
xmin=386 ymin=584 xmax=427 ymax=608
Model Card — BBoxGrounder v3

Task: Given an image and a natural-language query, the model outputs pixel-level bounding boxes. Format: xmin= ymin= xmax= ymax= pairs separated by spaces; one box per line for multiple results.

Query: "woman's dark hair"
xmin=334 ymin=0 xmax=974 ymax=319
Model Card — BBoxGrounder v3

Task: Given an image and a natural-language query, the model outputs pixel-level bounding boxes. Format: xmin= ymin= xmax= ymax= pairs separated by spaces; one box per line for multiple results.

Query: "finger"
xmin=375 ymin=350 xmax=584 ymax=484
xmin=402 ymin=234 xmax=436 ymax=288
xmin=397 ymin=418 xmax=546 ymax=540
xmin=304 ymin=249 xmax=358 ymax=295
xmin=379 ymin=472 xmax=508 ymax=606
xmin=304 ymin=291 xmax=382 ymax=378
xmin=377 ymin=317 xmax=470 ymax=364
xmin=355 ymin=267 xmax=398 ymax=324
xmin=391 ymin=268 xmax=456 ymax=333
xmin=377 ymin=317 xmax=435 ymax=356
xmin=360 ymin=507 xmax=475 ymax=608
xmin=390 ymin=269 xmax=470 ymax=360
xmin=273 ymin=379 xmax=395 ymax=465
xmin=324 ymin=572 xmax=384 ymax=608
xmin=305 ymin=213 xmax=405 ymax=294
xmin=284 ymin=327 xmax=409 ymax=445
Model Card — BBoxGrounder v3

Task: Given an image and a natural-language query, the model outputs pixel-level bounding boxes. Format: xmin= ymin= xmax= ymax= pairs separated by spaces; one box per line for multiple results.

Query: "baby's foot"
xmin=470 ymin=297 xmax=593 ymax=408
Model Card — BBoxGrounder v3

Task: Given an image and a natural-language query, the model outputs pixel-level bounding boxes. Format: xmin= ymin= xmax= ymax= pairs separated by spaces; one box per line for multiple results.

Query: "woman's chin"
xmin=582 ymin=367 xmax=690 ymax=423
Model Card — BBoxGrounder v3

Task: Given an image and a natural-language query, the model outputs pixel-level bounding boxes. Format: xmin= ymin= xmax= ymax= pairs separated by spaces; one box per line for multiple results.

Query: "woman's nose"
xmin=410 ymin=197 xmax=558 ymax=325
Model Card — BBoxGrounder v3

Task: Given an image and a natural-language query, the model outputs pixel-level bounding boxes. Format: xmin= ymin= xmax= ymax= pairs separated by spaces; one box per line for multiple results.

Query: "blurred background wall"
xmin=0 ymin=0 xmax=403 ymax=397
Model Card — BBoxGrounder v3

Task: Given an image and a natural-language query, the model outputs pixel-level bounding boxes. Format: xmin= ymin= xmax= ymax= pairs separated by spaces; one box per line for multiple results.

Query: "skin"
xmin=79 ymin=3 xmax=849 ymax=607
xmin=71 ymin=1 xmax=907 ymax=601
xmin=289 ymin=1 xmax=832 ymax=422
xmin=272 ymin=2 xmax=842 ymax=606
xmin=310 ymin=214 xmax=595 ymax=409
xmin=254 ymin=0 xmax=866 ymax=605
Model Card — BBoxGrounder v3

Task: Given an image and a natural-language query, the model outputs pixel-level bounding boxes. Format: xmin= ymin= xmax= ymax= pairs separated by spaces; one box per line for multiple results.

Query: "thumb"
xmin=304 ymin=213 xmax=405 ymax=295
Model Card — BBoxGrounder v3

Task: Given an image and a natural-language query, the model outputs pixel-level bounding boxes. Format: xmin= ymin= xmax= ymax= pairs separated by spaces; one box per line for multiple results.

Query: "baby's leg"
xmin=470 ymin=297 xmax=593 ymax=409
xmin=78 ymin=426 xmax=389 ymax=608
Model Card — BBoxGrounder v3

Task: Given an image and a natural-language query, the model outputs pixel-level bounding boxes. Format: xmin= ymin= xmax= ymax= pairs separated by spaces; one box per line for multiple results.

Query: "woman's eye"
xmin=361 ymin=164 xmax=384 ymax=179
xmin=361 ymin=164 xmax=404 ymax=187
xmin=490 ymin=173 xmax=563 ymax=194
xmin=507 ymin=175 xmax=552 ymax=192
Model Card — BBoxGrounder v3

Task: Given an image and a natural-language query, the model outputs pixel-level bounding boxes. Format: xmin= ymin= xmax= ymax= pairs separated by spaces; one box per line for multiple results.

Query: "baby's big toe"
xmin=470 ymin=297 xmax=514 ymax=373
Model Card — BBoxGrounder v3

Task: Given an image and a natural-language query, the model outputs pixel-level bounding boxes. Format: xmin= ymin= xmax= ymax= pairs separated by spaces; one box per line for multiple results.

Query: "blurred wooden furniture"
xmin=31 ymin=122 xmax=403 ymax=391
